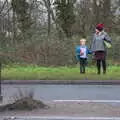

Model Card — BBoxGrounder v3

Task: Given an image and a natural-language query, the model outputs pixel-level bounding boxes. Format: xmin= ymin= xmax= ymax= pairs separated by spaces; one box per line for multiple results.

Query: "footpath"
xmin=0 ymin=101 xmax=120 ymax=118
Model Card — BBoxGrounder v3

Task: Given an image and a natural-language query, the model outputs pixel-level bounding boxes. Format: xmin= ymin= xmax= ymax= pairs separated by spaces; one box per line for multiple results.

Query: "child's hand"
xmin=80 ymin=51 xmax=84 ymax=55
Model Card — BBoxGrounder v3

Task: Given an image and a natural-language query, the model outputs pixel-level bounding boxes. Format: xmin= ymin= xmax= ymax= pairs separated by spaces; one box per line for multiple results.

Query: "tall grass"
xmin=2 ymin=64 xmax=120 ymax=80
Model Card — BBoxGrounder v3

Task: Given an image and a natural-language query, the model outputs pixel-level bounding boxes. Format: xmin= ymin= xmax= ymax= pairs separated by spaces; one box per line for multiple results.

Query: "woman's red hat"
xmin=96 ymin=23 xmax=104 ymax=31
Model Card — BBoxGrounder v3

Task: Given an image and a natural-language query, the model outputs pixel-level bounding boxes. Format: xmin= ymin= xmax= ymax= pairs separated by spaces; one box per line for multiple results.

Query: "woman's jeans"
xmin=94 ymin=51 xmax=106 ymax=74
xmin=96 ymin=59 xmax=106 ymax=74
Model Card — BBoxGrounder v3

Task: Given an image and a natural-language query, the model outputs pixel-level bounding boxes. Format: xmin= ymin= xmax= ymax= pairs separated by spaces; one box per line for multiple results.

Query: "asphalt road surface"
xmin=1 ymin=84 xmax=120 ymax=120
xmin=2 ymin=84 xmax=120 ymax=101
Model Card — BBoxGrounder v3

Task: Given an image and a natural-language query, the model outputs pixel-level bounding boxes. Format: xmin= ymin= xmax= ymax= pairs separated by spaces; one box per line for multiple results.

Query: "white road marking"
xmin=53 ymin=100 xmax=120 ymax=103
xmin=4 ymin=116 xmax=120 ymax=120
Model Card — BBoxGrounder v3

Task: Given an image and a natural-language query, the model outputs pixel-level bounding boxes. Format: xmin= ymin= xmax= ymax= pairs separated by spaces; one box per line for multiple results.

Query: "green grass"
xmin=2 ymin=64 xmax=120 ymax=80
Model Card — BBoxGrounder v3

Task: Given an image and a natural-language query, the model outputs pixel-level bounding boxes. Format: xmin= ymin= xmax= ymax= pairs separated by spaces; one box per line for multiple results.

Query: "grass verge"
xmin=2 ymin=65 xmax=120 ymax=80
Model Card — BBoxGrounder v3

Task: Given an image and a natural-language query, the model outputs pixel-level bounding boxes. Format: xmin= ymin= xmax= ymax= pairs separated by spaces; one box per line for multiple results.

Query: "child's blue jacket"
xmin=75 ymin=45 xmax=92 ymax=60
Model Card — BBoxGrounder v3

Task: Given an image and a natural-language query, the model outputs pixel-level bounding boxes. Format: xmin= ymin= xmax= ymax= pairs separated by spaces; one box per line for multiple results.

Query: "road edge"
xmin=1 ymin=80 xmax=120 ymax=85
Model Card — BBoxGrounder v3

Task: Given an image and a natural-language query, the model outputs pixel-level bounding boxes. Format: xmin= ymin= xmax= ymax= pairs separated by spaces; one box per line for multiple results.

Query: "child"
xmin=76 ymin=38 xmax=92 ymax=74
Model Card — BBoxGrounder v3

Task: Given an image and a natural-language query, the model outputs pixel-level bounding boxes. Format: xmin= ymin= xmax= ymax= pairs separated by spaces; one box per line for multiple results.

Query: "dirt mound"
xmin=0 ymin=97 xmax=49 ymax=111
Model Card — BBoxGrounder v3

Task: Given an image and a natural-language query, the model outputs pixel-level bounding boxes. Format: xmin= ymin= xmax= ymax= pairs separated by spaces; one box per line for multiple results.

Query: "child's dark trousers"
xmin=79 ymin=58 xmax=87 ymax=73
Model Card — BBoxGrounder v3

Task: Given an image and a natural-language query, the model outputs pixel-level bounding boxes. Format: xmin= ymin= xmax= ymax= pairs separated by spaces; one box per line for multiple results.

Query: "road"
xmin=2 ymin=84 xmax=120 ymax=101
xmin=1 ymin=116 xmax=120 ymax=120
xmin=1 ymin=84 xmax=120 ymax=120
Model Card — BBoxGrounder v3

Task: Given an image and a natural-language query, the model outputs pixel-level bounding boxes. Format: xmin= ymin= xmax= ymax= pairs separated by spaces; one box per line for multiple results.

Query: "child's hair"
xmin=80 ymin=38 xmax=86 ymax=42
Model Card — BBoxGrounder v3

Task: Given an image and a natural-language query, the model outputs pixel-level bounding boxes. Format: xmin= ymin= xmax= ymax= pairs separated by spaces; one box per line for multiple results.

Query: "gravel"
xmin=0 ymin=102 xmax=120 ymax=118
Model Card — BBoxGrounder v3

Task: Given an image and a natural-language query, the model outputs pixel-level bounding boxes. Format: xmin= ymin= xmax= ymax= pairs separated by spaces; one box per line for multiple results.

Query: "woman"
xmin=91 ymin=24 xmax=112 ymax=74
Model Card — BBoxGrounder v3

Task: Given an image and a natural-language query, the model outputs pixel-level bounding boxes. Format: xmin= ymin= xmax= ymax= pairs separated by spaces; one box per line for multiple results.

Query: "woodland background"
xmin=0 ymin=0 xmax=120 ymax=66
